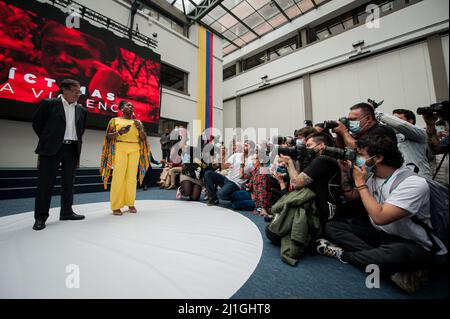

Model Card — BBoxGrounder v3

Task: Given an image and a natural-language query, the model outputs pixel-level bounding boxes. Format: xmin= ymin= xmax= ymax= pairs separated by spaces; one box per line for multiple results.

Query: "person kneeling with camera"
xmin=316 ymin=135 xmax=447 ymax=293
xmin=278 ymin=132 xmax=341 ymax=222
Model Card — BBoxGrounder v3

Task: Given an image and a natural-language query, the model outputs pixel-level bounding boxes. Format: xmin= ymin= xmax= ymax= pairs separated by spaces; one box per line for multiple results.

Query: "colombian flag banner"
xmin=196 ymin=26 xmax=214 ymax=141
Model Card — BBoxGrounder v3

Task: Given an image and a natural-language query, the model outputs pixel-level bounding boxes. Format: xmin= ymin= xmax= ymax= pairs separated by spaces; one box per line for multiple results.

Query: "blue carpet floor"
xmin=0 ymin=188 xmax=448 ymax=299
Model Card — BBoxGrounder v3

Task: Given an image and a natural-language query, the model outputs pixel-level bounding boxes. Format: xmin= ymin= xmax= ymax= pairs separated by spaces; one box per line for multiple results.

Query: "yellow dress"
xmin=110 ymin=118 xmax=140 ymax=210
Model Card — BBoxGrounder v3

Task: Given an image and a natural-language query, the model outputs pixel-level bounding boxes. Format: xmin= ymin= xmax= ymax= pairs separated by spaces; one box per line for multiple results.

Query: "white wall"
xmin=223 ymin=0 xmax=449 ymax=100
xmin=0 ymin=0 xmax=223 ymax=167
xmin=241 ymin=79 xmax=304 ymax=138
xmin=442 ymin=34 xmax=449 ymax=86
xmin=0 ymin=120 xmax=39 ymax=168
xmin=311 ymin=41 xmax=436 ymax=129
xmin=223 ymin=99 xmax=237 ymax=131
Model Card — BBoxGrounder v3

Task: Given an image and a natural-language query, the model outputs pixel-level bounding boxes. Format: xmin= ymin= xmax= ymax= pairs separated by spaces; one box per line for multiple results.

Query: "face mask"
xmin=348 ymin=121 xmax=362 ymax=134
xmin=296 ymin=139 xmax=304 ymax=147
xmin=436 ymin=126 xmax=445 ymax=133
xmin=355 ymin=155 xmax=376 ymax=173
xmin=182 ymin=153 xmax=190 ymax=163
xmin=306 ymin=144 xmax=320 ymax=160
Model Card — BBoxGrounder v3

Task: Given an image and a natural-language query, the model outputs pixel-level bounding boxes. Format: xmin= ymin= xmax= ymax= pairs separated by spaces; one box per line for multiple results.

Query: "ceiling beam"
xmin=186 ymin=0 xmax=224 ymax=22
xmin=198 ymin=21 xmax=241 ymax=49
xmin=271 ymin=0 xmax=292 ymax=22
xmin=219 ymin=3 xmax=260 ymax=39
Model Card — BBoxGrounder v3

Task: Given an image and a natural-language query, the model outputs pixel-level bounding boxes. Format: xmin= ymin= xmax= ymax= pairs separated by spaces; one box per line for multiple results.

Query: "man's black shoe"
xmin=60 ymin=212 xmax=85 ymax=221
xmin=33 ymin=220 xmax=46 ymax=231
xmin=206 ymin=197 xmax=219 ymax=206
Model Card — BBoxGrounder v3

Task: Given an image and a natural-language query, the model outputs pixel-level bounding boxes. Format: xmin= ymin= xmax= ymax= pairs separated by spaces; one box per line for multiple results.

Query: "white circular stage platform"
xmin=0 ymin=200 xmax=263 ymax=299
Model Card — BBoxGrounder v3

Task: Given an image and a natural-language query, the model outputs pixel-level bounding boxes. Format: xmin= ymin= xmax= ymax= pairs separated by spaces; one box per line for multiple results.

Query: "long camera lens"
xmin=323 ymin=121 xmax=339 ymax=130
xmin=277 ymin=144 xmax=307 ymax=161
xmin=322 ymin=146 xmax=357 ymax=162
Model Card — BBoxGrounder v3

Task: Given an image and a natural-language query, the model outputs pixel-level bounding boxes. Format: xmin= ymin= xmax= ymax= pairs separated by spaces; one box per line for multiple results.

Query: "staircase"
xmin=0 ymin=167 xmax=162 ymax=200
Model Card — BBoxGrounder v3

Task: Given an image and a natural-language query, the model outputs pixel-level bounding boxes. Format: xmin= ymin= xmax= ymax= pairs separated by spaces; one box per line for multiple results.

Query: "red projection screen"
xmin=0 ymin=0 xmax=161 ymax=133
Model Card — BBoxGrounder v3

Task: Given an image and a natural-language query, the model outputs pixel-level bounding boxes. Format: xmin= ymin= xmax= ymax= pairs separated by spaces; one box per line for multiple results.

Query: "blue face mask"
xmin=296 ymin=139 xmax=304 ymax=147
xmin=182 ymin=153 xmax=190 ymax=163
xmin=349 ymin=121 xmax=362 ymax=134
xmin=355 ymin=156 xmax=376 ymax=173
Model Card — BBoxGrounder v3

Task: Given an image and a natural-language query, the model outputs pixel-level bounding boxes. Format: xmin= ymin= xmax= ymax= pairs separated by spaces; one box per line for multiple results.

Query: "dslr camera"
xmin=322 ymin=117 xmax=350 ymax=130
xmin=417 ymin=101 xmax=449 ymax=121
xmin=322 ymin=146 xmax=357 ymax=162
xmin=277 ymin=144 xmax=308 ymax=161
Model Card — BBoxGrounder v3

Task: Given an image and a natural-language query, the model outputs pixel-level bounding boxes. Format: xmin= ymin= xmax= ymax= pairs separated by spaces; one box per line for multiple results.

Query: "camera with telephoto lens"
xmin=322 ymin=146 xmax=357 ymax=162
xmin=367 ymin=98 xmax=384 ymax=110
xmin=322 ymin=117 xmax=350 ymax=130
xmin=417 ymin=101 xmax=449 ymax=121
xmin=277 ymin=144 xmax=308 ymax=161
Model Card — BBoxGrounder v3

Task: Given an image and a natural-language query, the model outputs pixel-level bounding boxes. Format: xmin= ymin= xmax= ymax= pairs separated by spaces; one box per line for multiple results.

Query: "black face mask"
xmin=306 ymin=145 xmax=320 ymax=160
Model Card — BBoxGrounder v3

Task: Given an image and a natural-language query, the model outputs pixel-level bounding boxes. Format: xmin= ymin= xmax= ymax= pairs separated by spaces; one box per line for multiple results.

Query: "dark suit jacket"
xmin=32 ymin=97 xmax=87 ymax=162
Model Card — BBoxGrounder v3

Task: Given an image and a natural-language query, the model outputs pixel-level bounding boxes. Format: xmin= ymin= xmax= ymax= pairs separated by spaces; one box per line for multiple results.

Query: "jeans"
xmin=204 ymin=170 xmax=240 ymax=201
xmin=231 ymin=190 xmax=255 ymax=211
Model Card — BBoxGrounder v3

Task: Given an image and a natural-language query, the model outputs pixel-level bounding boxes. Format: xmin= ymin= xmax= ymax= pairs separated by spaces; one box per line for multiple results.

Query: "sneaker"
xmin=390 ymin=269 xmax=429 ymax=294
xmin=316 ymin=238 xmax=347 ymax=263
xmin=206 ymin=197 xmax=219 ymax=206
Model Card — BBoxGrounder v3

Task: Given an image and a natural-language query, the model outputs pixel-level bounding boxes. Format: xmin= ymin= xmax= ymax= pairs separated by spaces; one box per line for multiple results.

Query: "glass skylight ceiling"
xmin=165 ymin=0 xmax=329 ymax=56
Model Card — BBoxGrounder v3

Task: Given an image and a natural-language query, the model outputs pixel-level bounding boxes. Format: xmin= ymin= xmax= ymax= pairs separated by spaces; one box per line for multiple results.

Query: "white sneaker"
xmin=316 ymin=238 xmax=347 ymax=263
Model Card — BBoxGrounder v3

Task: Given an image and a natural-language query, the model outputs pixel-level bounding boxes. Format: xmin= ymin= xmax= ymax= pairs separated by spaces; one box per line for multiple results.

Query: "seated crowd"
xmin=154 ymin=101 xmax=449 ymax=293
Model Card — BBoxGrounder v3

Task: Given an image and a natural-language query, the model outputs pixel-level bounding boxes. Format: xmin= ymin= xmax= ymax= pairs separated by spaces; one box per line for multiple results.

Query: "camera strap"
xmin=433 ymin=152 xmax=448 ymax=181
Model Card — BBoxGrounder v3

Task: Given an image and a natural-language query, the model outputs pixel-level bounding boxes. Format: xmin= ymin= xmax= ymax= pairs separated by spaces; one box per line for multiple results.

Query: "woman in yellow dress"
xmin=100 ymin=101 xmax=150 ymax=215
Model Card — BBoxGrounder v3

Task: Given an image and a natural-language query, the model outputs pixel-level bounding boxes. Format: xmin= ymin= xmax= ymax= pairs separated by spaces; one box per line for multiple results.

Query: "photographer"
xmin=333 ymin=103 xmax=397 ymax=149
xmin=422 ymin=103 xmax=449 ymax=155
xmin=295 ymin=127 xmax=316 ymax=145
xmin=316 ymin=135 xmax=447 ymax=293
xmin=278 ymin=132 xmax=341 ymax=222
xmin=375 ymin=109 xmax=431 ymax=178
xmin=204 ymin=141 xmax=254 ymax=206
xmin=422 ymin=102 xmax=449 ymax=186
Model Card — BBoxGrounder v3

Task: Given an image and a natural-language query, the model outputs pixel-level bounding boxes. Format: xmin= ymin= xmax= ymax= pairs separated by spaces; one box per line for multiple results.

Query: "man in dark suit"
xmin=32 ymin=79 xmax=88 ymax=231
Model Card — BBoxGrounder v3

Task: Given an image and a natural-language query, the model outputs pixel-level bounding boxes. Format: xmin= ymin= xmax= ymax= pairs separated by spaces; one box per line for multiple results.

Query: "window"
xmin=268 ymin=36 xmax=297 ymax=61
xmin=223 ymin=65 xmax=237 ymax=80
xmin=133 ymin=0 xmax=187 ymax=37
xmin=312 ymin=0 xmax=423 ymax=42
xmin=241 ymin=51 xmax=267 ymax=71
xmin=160 ymin=63 xmax=188 ymax=94
xmin=158 ymin=117 xmax=188 ymax=136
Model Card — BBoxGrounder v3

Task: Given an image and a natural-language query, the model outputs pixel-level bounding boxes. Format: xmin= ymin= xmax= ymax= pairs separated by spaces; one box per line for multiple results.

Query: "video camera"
xmin=417 ymin=101 xmax=449 ymax=121
xmin=322 ymin=146 xmax=357 ymax=162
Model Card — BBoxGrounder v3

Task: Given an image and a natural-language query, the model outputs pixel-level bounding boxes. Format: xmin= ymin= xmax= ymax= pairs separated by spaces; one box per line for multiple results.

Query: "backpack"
xmin=390 ymin=169 xmax=449 ymax=254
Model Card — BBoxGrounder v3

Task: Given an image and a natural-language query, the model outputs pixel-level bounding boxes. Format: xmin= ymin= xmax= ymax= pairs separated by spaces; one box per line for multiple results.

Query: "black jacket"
xmin=32 ymin=97 xmax=87 ymax=159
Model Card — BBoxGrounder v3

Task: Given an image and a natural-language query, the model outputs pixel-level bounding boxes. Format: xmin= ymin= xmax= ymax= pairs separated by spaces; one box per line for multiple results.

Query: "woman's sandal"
xmin=113 ymin=210 xmax=123 ymax=216
xmin=129 ymin=206 xmax=137 ymax=214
